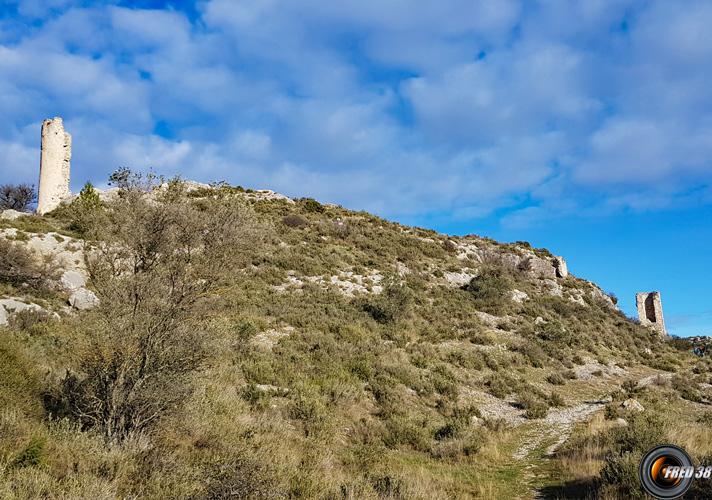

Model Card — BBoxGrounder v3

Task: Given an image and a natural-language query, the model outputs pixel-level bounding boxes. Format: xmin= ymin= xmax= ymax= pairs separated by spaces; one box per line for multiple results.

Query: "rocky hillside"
xmin=0 ymin=176 xmax=710 ymax=499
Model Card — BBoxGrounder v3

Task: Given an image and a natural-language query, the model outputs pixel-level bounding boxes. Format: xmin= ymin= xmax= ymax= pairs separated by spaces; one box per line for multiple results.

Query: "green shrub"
xmin=10 ymin=436 xmax=46 ymax=469
xmin=485 ymin=373 xmax=517 ymax=399
xmin=519 ymin=395 xmax=549 ymax=419
xmin=300 ymin=198 xmax=325 ymax=213
xmin=361 ymin=281 xmax=412 ymax=324
xmin=464 ymin=266 xmax=513 ymax=307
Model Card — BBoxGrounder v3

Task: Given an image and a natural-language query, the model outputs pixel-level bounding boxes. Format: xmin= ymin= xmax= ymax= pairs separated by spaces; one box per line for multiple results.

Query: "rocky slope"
xmin=0 ymin=181 xmax=708 ymax=499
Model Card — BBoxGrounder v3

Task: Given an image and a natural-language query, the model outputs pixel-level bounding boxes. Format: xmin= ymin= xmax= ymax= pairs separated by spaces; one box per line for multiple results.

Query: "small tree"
xmin=0 ymin=183 xmax=37 ymax=211
xmin=56 ymin=172 xmax=262 ymax=443
xmin=66 ymin=182 xmax=102 ymax=235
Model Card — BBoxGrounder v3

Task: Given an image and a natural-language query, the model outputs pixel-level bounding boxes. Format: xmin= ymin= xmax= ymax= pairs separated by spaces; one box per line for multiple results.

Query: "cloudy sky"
xmin=1 ymin=0 xmax=711 ymax=336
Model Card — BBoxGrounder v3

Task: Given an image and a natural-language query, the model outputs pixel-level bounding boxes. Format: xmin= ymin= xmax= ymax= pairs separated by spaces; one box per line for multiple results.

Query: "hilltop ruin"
xmin=636 ymin=291 xmax=667 ymax=337
xmin=37 ymin=117 xmax=71 ymax=215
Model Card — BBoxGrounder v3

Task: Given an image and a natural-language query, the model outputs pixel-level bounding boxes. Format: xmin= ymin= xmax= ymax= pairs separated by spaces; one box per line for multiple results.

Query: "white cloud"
xmin=0 ymin=0 xmax=711 ymax=224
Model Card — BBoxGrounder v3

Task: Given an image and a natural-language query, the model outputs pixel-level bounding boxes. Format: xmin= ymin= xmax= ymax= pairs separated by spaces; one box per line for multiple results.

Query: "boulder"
xmin=68 ymin=288 xmax=99 ymax=310
xmin=510 ymin=289 xmax=529 ymax=303
xmin=0 ymin=298 xmax=54 ymax=326
xmin=60 ymin=270 xmax=87 ymax=291
xmin=527 ymin=256 xmax=557 ymax=279
xmin=621 ymin=398 xmax=644 ymax=412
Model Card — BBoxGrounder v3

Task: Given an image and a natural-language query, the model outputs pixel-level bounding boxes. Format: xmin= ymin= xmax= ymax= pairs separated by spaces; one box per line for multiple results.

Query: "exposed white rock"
xmin=589 ymin=286 xmax=618 ymax=310
xmin=568 ymin=291 xmax=587 ymax=307
xmin=510 ymin=289 xmax=529 ymax=303
xmin=273 ymin=269 xmax=383 ymax=296
xmin=0 ymin=209 xmax=25 ymax=221
xmin=453 ymin=241 xmax=484 ymax=262
xmin=443 ymin=270 xmax=477 ymax=287
xmin=574 ymin=358 xmax=627 ymax=380
xmin=241 ymin=189 xmax=294 ymax=204
xmin=252 ymin=326 xmax=295 ymax=350
xmin=0 ymin=229 xmax=85 ymax=274
xmin=395 ymin=261 xmax=410 ymax=277
xmin=0 ymin=298 xmax=56 ymax=326
xmin=526 ymin=255 xmax=557 ymax=279
xmin=621 ymin=398 xmax=644 ymax=412
xmin=60 ymin=270 xmax=87 ymax=292
xmin=68 ymin=288 xmax=99 ymax=310
xmin=542 ymin=279 xmax=563 ymax=297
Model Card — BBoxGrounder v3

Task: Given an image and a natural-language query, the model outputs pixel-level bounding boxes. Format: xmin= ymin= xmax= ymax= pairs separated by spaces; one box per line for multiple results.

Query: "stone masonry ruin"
xmin=37 ymin=117 xmax=71 ymax=215
xmin=553 ymin=256 xmax=568 ymax=278
xmin=636 ymin=291 xmax=667 ymax=336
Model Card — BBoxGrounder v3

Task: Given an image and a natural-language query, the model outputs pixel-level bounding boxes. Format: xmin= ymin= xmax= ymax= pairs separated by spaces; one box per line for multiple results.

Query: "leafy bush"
xmin=0 ymin=183 xmax=36 ymax=211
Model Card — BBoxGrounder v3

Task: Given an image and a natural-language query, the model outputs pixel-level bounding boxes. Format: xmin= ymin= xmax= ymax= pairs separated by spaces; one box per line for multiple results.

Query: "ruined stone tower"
xmin=636 ymin=291 xmax=667 ymax=336
xmin=37 ymin=117 xmax=71 ymax=215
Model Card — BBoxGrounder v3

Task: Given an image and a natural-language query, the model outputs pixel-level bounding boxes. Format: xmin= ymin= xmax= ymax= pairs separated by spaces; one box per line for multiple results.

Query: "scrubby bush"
xmin=300 ymin=197 xmax=325 ymax=213
xmin=599 ymin=412 xmax=666 ymax=498
xmin=9 ymin=436 xmax=46 ymax=469
xmin=519 ymin=395 xmax=549 ymax=419
xmin=0 ymin=239 xmax=54 ymax=290
xmin=283 ymin=214 xmax=309 ymax=228
xmin=361 ymin=280 xmax=413 ymax=324
xmin=0 ymin=183 xmax=36 ymax=211
xmin=546 ymin=372 xmax=565 ymax=385
xmin=52 ymin=172 xmax=261 ymax=443
xmin=485 ymin=373 xmax=517 ymax=399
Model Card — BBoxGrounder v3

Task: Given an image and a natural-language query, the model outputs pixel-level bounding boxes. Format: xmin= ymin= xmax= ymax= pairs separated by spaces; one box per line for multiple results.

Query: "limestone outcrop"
xmin=37 ymin=117 xmax=71 ymax=215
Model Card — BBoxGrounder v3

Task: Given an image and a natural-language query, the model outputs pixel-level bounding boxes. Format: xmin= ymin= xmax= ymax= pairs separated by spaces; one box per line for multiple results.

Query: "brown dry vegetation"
xmin=0 ymin=175 xmax=708 ymax=499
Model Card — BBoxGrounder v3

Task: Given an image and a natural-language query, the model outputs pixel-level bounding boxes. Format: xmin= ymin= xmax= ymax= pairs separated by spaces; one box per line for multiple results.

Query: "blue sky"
xmin=1 ymin=0 xmax=711 ymax=336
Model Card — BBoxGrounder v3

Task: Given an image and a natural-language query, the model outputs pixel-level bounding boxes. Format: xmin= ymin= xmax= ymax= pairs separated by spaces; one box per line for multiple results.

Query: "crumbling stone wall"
xmin=37 ymin=117 xmax=71 ymax=215
xmin=554 ymin=256 xmax=568 ymax=278
xmin=636 ymin=291 xmax=667 ymax=336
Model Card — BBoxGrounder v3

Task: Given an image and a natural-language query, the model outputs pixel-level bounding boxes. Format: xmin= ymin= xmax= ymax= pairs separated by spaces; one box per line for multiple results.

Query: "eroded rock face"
xmin=0 ymin=298 xmax=56 ymax=326
xmin=37 ymin=117 xmax=71 ymax=215
xmin=68 ymin=288 xmax=100 ymax=310
xmin=0 ymin=209 xmax=25 ymax=221
xmin=60 ymin=270 xmax=87 ymax=292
